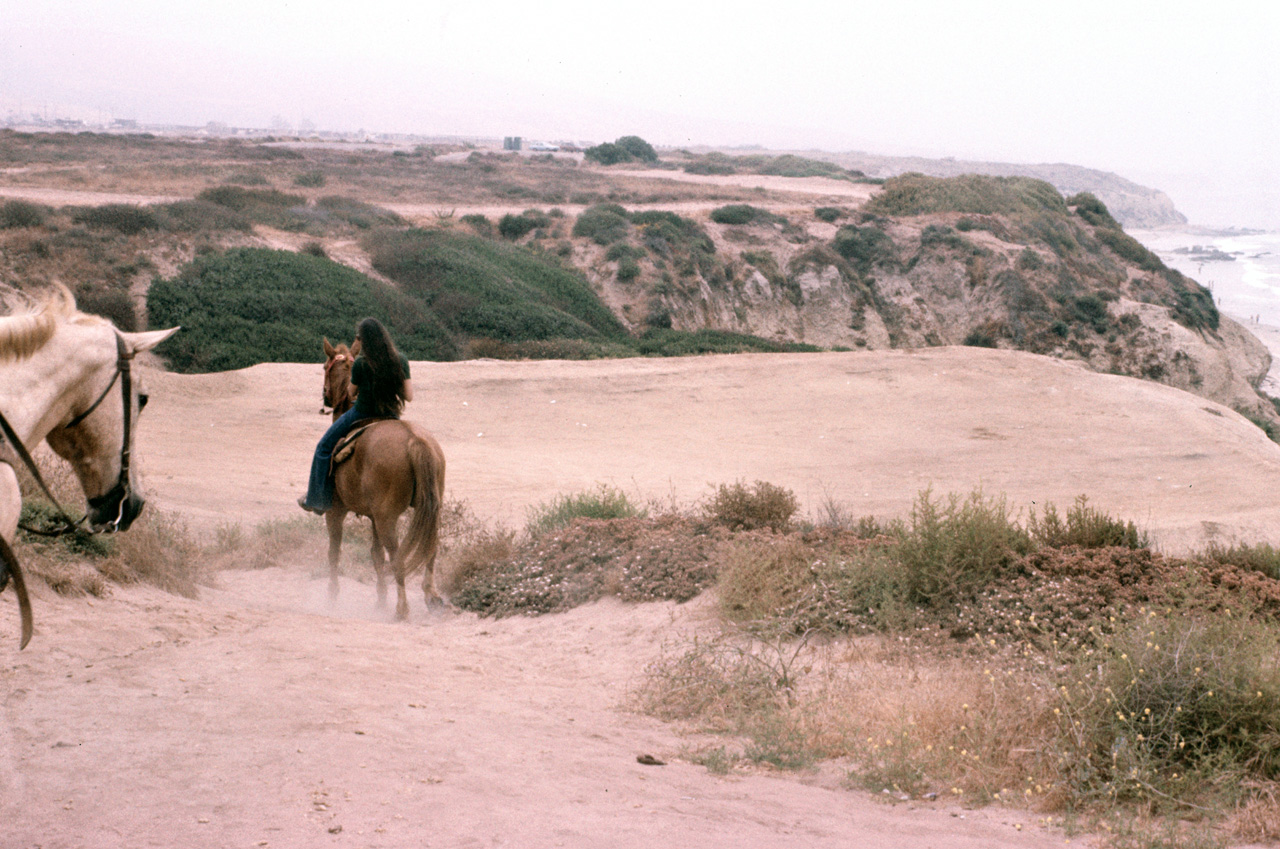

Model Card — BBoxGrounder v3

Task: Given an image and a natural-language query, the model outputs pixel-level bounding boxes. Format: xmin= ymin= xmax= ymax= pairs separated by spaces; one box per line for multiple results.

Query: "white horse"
xmin=0 ymin=285 xmax=178 ymax=647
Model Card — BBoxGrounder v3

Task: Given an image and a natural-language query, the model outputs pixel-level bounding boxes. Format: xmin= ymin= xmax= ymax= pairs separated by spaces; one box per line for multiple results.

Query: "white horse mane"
xmin=0 ymin=284 xmax=105 ymax=362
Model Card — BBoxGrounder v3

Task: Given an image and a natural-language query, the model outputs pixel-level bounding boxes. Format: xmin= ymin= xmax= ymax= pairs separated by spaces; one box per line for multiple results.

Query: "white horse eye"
xmin=138 ymin=393 xmax=149 ymax=411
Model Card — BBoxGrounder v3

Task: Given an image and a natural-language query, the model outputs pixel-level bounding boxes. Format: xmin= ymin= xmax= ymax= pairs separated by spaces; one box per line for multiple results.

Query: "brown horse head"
xmin=322 ymin=337 xmax=358 ymax=421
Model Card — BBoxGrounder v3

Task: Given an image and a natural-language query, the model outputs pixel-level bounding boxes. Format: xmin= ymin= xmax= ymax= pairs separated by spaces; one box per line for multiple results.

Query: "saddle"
xmin=331 ymin=419 xmax=392 ymax=470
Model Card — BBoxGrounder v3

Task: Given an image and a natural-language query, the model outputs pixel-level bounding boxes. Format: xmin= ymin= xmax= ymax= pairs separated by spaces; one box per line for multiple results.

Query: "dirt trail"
xmin=2 ymin=573 xmax=1065 ymax=849
xmin=5 ymin=348 xmax=1280 ymax=848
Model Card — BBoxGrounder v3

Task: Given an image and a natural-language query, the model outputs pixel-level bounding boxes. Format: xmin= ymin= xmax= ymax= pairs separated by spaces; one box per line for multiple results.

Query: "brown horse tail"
xmin=400 ymin=433 xmax=443 ymax=577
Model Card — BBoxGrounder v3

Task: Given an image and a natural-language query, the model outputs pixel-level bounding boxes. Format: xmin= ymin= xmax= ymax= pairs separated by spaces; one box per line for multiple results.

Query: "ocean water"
xmin=1132 ymin=228 xmax=1280 ymax=327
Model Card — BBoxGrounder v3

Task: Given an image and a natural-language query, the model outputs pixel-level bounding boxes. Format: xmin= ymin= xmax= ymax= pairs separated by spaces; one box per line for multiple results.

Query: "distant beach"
xmin=1134 ymin=227 xmax=1280 ymax=393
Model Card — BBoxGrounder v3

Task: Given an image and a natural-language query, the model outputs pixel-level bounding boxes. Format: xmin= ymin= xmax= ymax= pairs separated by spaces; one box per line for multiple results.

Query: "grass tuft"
xmin=524 ymin=484 xmax=646 ymax=538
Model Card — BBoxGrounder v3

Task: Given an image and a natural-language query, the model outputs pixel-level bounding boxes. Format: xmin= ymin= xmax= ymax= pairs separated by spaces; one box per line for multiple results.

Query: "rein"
xmin=0 ymin=331 xmax=136 ymax=537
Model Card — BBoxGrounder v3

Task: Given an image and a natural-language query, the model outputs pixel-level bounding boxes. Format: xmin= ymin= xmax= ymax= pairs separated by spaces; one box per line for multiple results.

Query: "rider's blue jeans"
xmin=301 ymin=407 xmax=363 ymax=512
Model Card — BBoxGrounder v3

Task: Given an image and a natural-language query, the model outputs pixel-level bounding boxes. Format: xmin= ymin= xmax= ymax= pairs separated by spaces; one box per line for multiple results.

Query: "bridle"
xmin=0 ymin=330 xmax=138 ymax=536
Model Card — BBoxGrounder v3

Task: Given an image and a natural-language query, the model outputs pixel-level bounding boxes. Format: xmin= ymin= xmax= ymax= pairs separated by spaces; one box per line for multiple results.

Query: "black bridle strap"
xmin=1 ymin=331 xmax=135 ymax=536
xmin=66 ymin=368 xmax=120 ymax=428
xmin=0 ymin=404 xmax=87 ymax=535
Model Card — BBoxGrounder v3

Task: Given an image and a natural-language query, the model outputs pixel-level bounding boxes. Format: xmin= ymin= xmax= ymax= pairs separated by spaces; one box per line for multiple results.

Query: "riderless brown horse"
xmin=318 ymin=339 xmax=446 ymax=620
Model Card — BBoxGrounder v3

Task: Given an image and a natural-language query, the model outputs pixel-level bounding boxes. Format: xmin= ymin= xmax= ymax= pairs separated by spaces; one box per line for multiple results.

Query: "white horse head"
xmin=41 ymin=325 xmax=179 ymax=532
xmin=0 ymin=285 xmax=177 ymax=646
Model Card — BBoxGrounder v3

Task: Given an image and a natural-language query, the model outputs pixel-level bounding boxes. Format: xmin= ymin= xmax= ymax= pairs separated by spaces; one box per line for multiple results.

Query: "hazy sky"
xmin=4 ymin=1 xmax=1279 ymax=227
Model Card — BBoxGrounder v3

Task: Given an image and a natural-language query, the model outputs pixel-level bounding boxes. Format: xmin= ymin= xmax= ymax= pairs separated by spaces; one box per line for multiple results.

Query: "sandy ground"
xmin=0 ymin=185 xmax=185 ymax=207
xmin=141 ymin=346 xmax=1280 ymax=551
xmin=4 ymin=347 xmax=1280 ymax=848
xmin=605 ymin=168 xmax=880 ymax=202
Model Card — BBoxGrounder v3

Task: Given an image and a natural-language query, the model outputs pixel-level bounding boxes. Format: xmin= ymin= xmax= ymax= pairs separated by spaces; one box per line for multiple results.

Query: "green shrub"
xmin=741 ymin=250 xmax=786 ymax=289
xmin=572 ymin=204 xmax=630 ymax=245
xmin=192 ymin=185 xmax=313 ymax=230
xmin=604 ymin=242 xmax=643 ymax=262
xmin=918 ymin=224 xmax=983 ymax=255
xmin=962 ymin=329 xmax=998 ymax=348
xmin=890 ymin=489 xmax=1032 ymax=605
xmin=367 ymin=228 xmax=627 ymax=343
xmin=716 ymin=536 xmax=914 ymax=634
xmin=584 ymin=135 xmax=657 ymax=165
xmin=197 ymin=185 xmax=303 ymax=212
xmin=1166 ymin=270 xmax=1220 ymax=331
xmin=866 ymin=173 xmax=1067 ymax=218
xmin=0 ymin=199 xmax=48 ymax=228
xmin=832 ymin=225 xmax=896 ymax=274
xmin=315 ymin=196 xmax=404 ymax=229
xmin=224 ymin=171 xmax=269 ymax=186
xmin=525 ymin=484 xmax=646 ymax=537
xmin=1070 ymin=293 xmax=1110 ymax=333
xmin=152 ymin=199 xmax=251 ymax=233
xmin=1015 ymin=247 xmax=1043 ymax=271
xmin=1067 ymin=191 xmax=1121 ymax=230
xmin=1024 ymin=214 xmax=1080 ymax=257
xmin=710 ymin=204 xmax=767 ymax=225
xmin=717 ymin=536 xmax=820 ymax=624
xmin=704 ymin=481 xmax=798 ymax=533
xmin=1057 ymin=614 xmax=1280 ymax=807
xmin=584 ymin=142 xmax=632 ymax=165
xmin=1094 ymin=227 xmax=1164 ymax=272
xmin=753 ymin=154 xmax=855 ymax=179
xmin=293 ymin=170 xmax=326 ymax=188
xmin=615 ymin=135 xmax=658 ymax=163
xmin=460 ymin=213 xmax=493 ymax=237
xmin=684 ymin=158 xmax=737 ymax=176
xmin=147 ymin=247 xmax=458 ymax=371
xmin=1200 ymin=541 xmax=1280 ymax=579
xmin=636 ymin=328 xmax=819 ymax=356
xmin=616 ymin=257 xmax=641 ymax=281
xmin=71 ymin=204 xmax=158 ymax=235
xmin=631 ymin=210 xmax=716 ymax=262
xmin=498 ymin=213 xmax=537 ymax=239
xmin=1027 ymin=496 xmax=1147 ymax=549
xmin=814 ymin=207 xmax=843 ymax=223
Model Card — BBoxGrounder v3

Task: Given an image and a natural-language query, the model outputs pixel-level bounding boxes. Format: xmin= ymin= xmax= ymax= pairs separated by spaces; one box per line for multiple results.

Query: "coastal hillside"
xmin=576 ymin=174 xmax=1276 ymax=432
xmin=0 ymin=132 xmax=1269 ymax=432
xmin=765 ymin=149 xmax=1186 ymax=228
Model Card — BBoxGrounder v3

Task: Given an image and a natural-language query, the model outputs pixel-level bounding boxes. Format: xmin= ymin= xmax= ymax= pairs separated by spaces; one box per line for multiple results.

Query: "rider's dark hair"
xmin=356 ymin=318 xmax=407 ymax=418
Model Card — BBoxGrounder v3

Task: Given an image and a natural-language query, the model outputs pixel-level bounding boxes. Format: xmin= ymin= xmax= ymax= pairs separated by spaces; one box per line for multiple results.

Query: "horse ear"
xmin=324 ymin=338 xmax=336 ymax=358
xmin=120 ymin=327 xmax=180 ymax=354
xmin=350 ymin=339 xmax=362 ymax=357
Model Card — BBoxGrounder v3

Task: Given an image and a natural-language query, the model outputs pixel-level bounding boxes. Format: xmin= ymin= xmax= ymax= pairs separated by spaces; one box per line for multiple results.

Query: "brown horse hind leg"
xmin=421 ymin=535 xmax=445 ymax=611
xmin=368 ymin=518 xmax=389 ymax=608
xmin=324 ymin=508 xmax=348 ymax=602
xmin=373 ymin=514 xmax=407 ymax=622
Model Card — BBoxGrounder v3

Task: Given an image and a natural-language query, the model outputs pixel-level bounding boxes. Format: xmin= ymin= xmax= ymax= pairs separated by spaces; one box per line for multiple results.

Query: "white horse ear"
xmin=120 ymin=327 xmax=180 ymax=354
